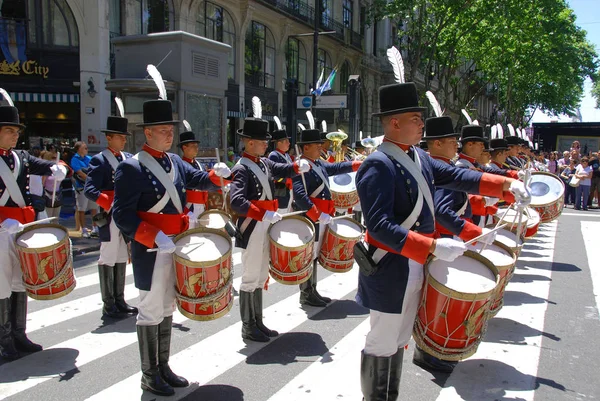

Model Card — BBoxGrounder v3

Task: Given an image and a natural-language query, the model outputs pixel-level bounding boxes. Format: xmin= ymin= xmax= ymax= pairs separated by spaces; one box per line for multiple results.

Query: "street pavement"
xmin=0 ymin=211 xmax=599 ymax=401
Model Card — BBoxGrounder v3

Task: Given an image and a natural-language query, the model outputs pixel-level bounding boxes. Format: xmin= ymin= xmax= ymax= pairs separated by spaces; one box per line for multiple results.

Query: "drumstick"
xmin=465 ymin=223 xmax=508 ymax=246
xmin=146 ymin=242 xmax=205 ymax=253
xmin=215 ymin=148 xmax=226 ymax=210
xmin=332 ymin=213 xmax=354 ymax=221
xmin=0 ymin=217 xmax=58 ymax=233
xmin=51 ymin=152 xmax=60 ymax=208
xmin=295 ymin=144 xmax=309 ymax=197
xmin=279 ymin=210 xmax=307 ymax=218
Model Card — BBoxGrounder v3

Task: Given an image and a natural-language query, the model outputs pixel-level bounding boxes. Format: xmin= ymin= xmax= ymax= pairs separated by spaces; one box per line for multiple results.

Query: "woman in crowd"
xmin=560 ymin=159 xmax=578 ymax=206
xmin=547 ymin=152 xmax=558 ymax=175
xmin=574 ymin=157 xmax=593 ymax=211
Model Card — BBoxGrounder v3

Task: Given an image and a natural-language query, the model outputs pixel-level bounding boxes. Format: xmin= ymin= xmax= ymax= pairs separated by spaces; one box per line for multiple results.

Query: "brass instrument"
xmin=326 ymin=130 xmax=349 ymax=163
xmin=360 ymin=137 xmax=377 ymax=155
xmin=346 ymin=147 xmax=366 ymax=160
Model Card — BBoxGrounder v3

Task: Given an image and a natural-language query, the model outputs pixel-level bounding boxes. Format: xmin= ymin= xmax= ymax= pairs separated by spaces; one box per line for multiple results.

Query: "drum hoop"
xmin=177 ymin=300 xmax=234 ymax=322
xmin=173 ymin=227 xmax=232 ymax=268
xmin=326 ymin=217 xmax=364 ymax=241
xmin=15 ymin=223 xmax=69 ymax=254
xmin=267 ymin=215 xmax=315 ymax=251
xmin=476 ymin=240 xmax=516 ymax=271
xmin=198 ymin=209 xmax=231 ymax=228
xmin=425 ymin=250 xmax=499 ymax=302
xmin=268 ymin=260 xmax=313 ymax=278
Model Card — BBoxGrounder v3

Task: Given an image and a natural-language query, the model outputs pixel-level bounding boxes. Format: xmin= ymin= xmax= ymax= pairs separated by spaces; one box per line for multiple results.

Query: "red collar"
xmin=430 ymin=155 xmax=451 ymax=164
xmin=276 ymin=149 xmax=288 ymax=155
xmin=143 ymin=144 xmax=166 ymax=158
xmin=492 ymin=160 xmax=503 ymax=168
xmin=242 ymin=152 xmax=261 ymax=163
xmin=182 ymin=156 xmax=195 ymax=164
xmin=382 ymin=138 xmax=411 ymax=152
xmin=0 ymin=148 xmax=11 ymax=156
xmin=302 ymin=155 xmax=318 ymax=163
xmin=107 ymin=147 xmax=121 ymax=157
xmin=458 ymin=153 xmax=477 ymax=163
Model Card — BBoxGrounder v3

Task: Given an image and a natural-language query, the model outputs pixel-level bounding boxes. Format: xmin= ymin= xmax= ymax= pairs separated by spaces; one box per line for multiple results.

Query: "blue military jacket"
xmin=229 ymin=154 xmax=297 ymax=249
xmin=268 ymin=150 xmax=293 ymax=207
xmin=356 ymin=146 xmax=495 ymax=314
xmin=84 ymin=150 xmax=132 ymax=242
xmin=0 ymin=150 xmax=55 ymax=208
xmin=112 ymin=147 xmax=220 ymax=291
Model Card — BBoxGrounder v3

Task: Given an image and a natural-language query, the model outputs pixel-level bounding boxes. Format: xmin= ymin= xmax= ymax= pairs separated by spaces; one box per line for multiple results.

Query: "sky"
xmin=530 ymin=0 xmax=600 ymax=123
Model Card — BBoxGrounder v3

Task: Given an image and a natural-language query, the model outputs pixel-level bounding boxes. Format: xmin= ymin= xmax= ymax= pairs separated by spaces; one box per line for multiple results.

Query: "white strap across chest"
xmin=101 ymin=149 xmax=125 ymax=172
xmin=134 ymin=151 xmax=183 ymax=214
xmin=239 ymin=157 xmax=273 ymax=201
xmin=456 ymin=158 xmax=476 ymax=169
xmin=0 ymin=151 xmax=25 ymax=207
xmin=305 ymin=159 xmax=329 ymax=198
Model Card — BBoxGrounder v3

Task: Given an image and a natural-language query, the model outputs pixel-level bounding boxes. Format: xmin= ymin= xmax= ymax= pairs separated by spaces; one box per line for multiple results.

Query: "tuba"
xmin=326 ymin=130 xmax=349 ymax=163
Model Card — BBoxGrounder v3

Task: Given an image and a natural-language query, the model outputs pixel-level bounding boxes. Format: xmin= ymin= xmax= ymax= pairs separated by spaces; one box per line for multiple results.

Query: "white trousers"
xmin=312 ymin=222 xmax=327 ymax=260
xmin=136 ymin=251 xmax=176 ymax=326
xmin=0 ymin=230 xmax=25 ymax=299
xmin=98 ymin=219 xmax=129 ymax=266
xmin=240 ymin=220 xmax=270 ymax=292
xmin=363 ymin=259 xmax=424 ymax=357
xmin=187 ymin=203 xmax=206 ymax=229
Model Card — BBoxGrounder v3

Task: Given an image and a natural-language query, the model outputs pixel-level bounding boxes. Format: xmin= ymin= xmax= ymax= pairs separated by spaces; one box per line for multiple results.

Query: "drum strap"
xmin=305 ymin=160 xmax=329 ymax=198
xmin=457 ymin=196 xmax=470 ymax=217
xmin=0 ymin=151 xmax=25 ymax=207
xmin=134 ymin=151 xmax=182 ymax=214
xmin=240 ymin=158 xmax=273 ymax=201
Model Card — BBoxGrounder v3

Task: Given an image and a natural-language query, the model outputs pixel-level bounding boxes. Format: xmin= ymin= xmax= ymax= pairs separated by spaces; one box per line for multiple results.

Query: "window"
xmin=131 ymin=0 xmax=170 ymax=35
xmin=26 ymin=0 xmax=79 ymax=49
xmin=317 ymin=48 xmax=333 ymax=84
xmin=320 ymin=0 xmax=331 ymax=27
xmin=245 ymin=21 xmax=275 ymax=89
xmin=285 ymin=38 xmax=307 ymax=95
xmin=186 ymin=93 xmax=223 ymax=148
xmin=197 ymin=2 xmax=236 ymax=81
xmin=343 ymin=0 xmax=353 ymax=31
xmin=339 ymin=61 xmax=350 ymax=93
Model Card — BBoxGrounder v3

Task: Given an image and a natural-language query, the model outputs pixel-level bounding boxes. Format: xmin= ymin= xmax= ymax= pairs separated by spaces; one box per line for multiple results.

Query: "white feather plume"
xmin=386 ymin=46 xmax=405 ymax=84
xmin=114 ymin=97 xmax=125 ymax=118
xmin=273 ymin=116 xmax=282 ymax=130
xmin=472 ymin=120 xmax=479 ymax=126
xmin=425 ymin=91 xmax=443 ymax=117
xmin=507 ymin=124 xmax=516 ymax=137
xmin=535 ymin=142 xmax=538 ymax=150
xmin=491 ymin=125 xmax=497 ymax=140
xmin=306 ymin=111 xmax=315 ymax=129
xmin=251 ymin=96 xmax=262 ymax=119
xmin=321 ymin=120 xmax=327 ymax=133
xmin=298 ymin=123 xmax=306 ymax=131
xmin=461 ymin=109 xmax=472 ymax=124
xmin=0 ymin=88 xmax=14 ymax=107
xmin=496 ymin=124 xmax=504 ymax=139
xmin=146 ymin=64 xmax=167 ymax=100
xmin=520 ymin=128 xmax=526 ymax=139
xmin=183 ymin=119 xmax=192 ymax=132
xmin=359 ymin=131 xmax=363 ymax=140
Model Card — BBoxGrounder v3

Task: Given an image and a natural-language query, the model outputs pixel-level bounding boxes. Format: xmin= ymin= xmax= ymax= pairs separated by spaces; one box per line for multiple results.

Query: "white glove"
xmin=1 ymin=218 xmax=23 ymax=235
xmin=509 ymin=180 xmax=531 ymax=206
xmin=484 ymin=197 xmax=499 ymax=207
xmin=187 ymin=208 xmax=202 ymax=221
xmin=296 ymin=159 xmax=311 ymax=174
xmin=432 ymin=238 xmax=467 ymax=262
xmin=263 ymin=211 xmax=282 ymax=224
xmin=154 ymin=231 xmax=176 ymax=254
xmin=318 ymin=213 xmax=333 ymax=225
xmin=222 ymin=183 xmax=231 ymax=194
xmin=478 ymin=228 xmax=497 ymax=246
xmin=50 ymin=164 xmax=67 ymax=181
xmin=212 ymin=162 xmax=231 ymax=178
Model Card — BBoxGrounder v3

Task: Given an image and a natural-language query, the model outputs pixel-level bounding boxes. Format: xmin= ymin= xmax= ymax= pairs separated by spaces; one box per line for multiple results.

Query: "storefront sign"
xmin=0 ymin=60 xmax=50 ymax=79
xmin=297 ymin=95 xmax=347 ymax=109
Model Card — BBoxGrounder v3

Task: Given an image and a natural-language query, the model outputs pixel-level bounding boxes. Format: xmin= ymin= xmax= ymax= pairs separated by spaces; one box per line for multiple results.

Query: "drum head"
xmin=329 ymin=172 xmax=357 ymax=193
xmin=270 ymin=218 xmax=314 ymax=248
xmin=198 ymin=211 xmax=229 ymax=229
xmin=529 ymin=172 xmax=564 ymax=206
xmin=525 ymin=207 xmax=540 ymax=227
xmin=495 ymin=228 xmax=520 ymax=248
xmin=468 ymin=243 xmax=514 ymax=267
xmin=330 ymin=218 xmax=362 ymax=239
xmin=175 ymin=232 xmax=231 ymax=262
xmin=428 ymin=255 xmax=496 ymax=294
xmin=17 ymin=226 xmax=66 ymax=248
xmin=495 ymin=208 xmax=529 ymax=226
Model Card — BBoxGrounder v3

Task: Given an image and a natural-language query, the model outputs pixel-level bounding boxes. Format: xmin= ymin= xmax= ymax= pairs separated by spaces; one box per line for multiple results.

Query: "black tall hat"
xmin=271 ymin=129 xmax=290 ymax=141
xmin=297 ymin=129 xmax=324 ymax=145
xmin=354 ymin=140 xmax=365 ymax=149
xmin=423 ymin=116 xmax=459 ymax=140
xmin=373 ymin=82 xmax=427 ymax=117
xmin=102 ymin=97 xmax=131 ymax=135
xmin=137 ymin=65 xmax=179 ymax=127
xmin=179 ymin=120 xmax=199 ymax=145
xmin=505 ymin=136 xmax=521 ymax=146
xmin=460 ymin=124 xmax=486 ymax=144
xmin=0 ymin=89 xmax=25 ymax=129
xmin=237 ymin=118 xmax=271 ymax=140
xmin=489 ymin=138 xmax=508 ymax=151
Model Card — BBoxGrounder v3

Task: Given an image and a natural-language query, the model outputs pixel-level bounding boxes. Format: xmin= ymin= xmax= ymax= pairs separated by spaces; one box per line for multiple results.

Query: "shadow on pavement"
xmin=243 ymin=332 xmax=329 ymax=365
xmin=178 ymin=384 xmax=244 ymax=401
xmin=308 ymin=299 xmax=369 ymax=321
xmin=484 ymin=317 xmax=561 ymax=344
xmin=502 ymin=290 xmax=557 ymax=307
xmin=0 ymin=347 xmax=80 ymax=383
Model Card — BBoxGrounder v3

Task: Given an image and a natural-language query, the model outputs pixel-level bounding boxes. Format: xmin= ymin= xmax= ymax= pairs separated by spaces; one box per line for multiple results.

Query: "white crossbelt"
xmin=0 ymin=151 xmax=25 ymax=207
xmin=134 ymin=151 xmax=182 ymax=214
xmin=305 ymin=159 xmax=329 ymax=198
xmin=101 ymin=149 xmax=125 ymax=171
xmin=455 ymin=158 xmax=476 ymax=169
xmin=239 ymin=157 xmax=273 ymax=201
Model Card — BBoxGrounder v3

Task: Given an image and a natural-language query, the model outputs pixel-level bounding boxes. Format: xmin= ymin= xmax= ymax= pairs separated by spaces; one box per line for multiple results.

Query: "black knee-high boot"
xmin=240 ymin=290 xmax=269 ymax=342
xmin=138 ymin=324 xmax=174 ymax=396
xmin=299 ymin=260 xmax=327 ymax=307
xmin=158 ymin=316 xmax=189 ymax=388
xmin=360 ymin=351 xmax=390 ymax=401
xmin=387 ymin=348 xmax=404 ymax=400
xmin=0 ymin=297 xmax=19 ymax=361
xmin=10 ymin=292 xmax=42 ymax=353
xmin=114 ymin=263 xmax=137 ymax=314
xmin=253 ymin=289 xmax=278 ymax=337
xmin=98 ymin=265 xmax=127 ymax=318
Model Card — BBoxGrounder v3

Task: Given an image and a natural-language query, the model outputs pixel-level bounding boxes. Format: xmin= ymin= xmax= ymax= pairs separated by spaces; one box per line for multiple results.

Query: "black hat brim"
xmin=460 ymin=137 xmax=486 ymax=144
xmin=0 ymin=122 xmax=25 ymax=129
xmin=136 ymin=120 xmax=180 ymax=127
xmin=297 ymin=139 xmax=324 ymax=145
xmin=372 ymin=106 xmax=427 ymax=117
xmin=424 ymin=132 xmax=461 ymax=140
xmin=179 ymin=139 xmax=201 ymax=145
xmin=101 ymin=129 xmax=132 ymax=136
xmin=237 ymin=129 xmax=272 ymax=140
xmin=490 ymin=146 xmax=508 ymax=151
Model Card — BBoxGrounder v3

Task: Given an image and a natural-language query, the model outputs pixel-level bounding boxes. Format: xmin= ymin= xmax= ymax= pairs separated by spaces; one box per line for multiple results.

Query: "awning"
xmin=227 ymin=111 xmax=274 ymax=121
xmin=8 ymin=92 xmax=80 ymax=103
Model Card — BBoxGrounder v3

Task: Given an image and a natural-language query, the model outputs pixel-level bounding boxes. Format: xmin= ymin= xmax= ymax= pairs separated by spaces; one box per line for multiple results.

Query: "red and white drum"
xmin=15 ymin=224 xmax=76 ymax=300
xmin=493 ymin=207 xmax=539 ymax=239
xmin=318 ymin=217 xmax=363 ymax=273
xmin=329 ymin=172 xmax=359 ymax=210
xmin=173 ymin=228 xmax=233 ymax=321
xmin=197 ymin=210 xmax=231 ymax=233
xmin=268 ymin=216 xmax=315 ymax=285
xmin=469 ymin=241 xmax=517 ymax=317
xmin=413 ymin=251 xmax=498 ymax=361
xmin=529 ymin=171 xmax=565 ymax=223
xmin=493 ymin=227 xmax=524 ymax=256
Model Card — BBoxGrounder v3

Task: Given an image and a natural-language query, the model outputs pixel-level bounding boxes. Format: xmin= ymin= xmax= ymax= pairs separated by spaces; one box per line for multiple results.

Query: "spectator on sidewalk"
xmin=574 ymin=157 xmax=593 ymax=211
xmin=547 ymin=152 xmax=558 ymax=174
xmin=558 ymin=151 xmax=570 ymax=173
xmin=588 ymin=153 xmax=600 ymax=209
xmin=560 ymin=159 xmax=577 ymax=206
xmin=42 ymin=151 xmax=63 ymax=218
xmin=71 ymin=141 xmax=98 ymax=237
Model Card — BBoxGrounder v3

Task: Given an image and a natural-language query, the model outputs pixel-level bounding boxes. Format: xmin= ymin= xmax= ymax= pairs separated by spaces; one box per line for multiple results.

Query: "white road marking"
xmin=561 ymin=212 xmax=600 ymax=217
xmin=581 ymin=221 xmax=600 ymax=318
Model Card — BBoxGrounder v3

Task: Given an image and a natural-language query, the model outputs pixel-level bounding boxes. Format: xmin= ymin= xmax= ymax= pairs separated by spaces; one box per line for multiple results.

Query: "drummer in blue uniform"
xmin=355 ymin=82 xmax=530 ymax=401
xmin=505 ymin=135 xmax=524 ymax=169
xmin=229 ymin=102 xmax=310 ymax=343
xmin=84 ymin=98 xmax=137 ymax=319
xmin=488 ymin=138 xmax=514 ymax=174
xmin=267 ymin=117 xmax=294 ymax=214
xmin=292 ymin=127 xmax=361 ymax=307
xmin=112 ymin=66 xmax=232 ymax=397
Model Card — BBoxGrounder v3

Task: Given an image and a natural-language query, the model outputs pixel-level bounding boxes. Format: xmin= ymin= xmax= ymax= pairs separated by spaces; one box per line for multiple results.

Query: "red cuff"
xmin=507 ymin=170 xmax=519 ymax=179
xmin=469 ymin=195 xmax=487 ymax=216
xmin=486 ymin=205 xmax=499 ymax=216
xmin=246 ymin=204 xmax=266 ymax=221
xmin=352 ymin=161 xmax=362 ymax=172
xmin=208 ymin=170 xmax=232 ymax=186
xmin=400 ymin=231 xmax=435 ymax=265
xmin=306 ymin=205 xmax=321 ymax=222
xmin=96 ymin=193 xmax=112 ymax=210
xmin=502 ymin=190 xmax=516 ymax=204
xmin=285 ymin=178 xmax=293 ymax=190
xmin=478 ymin=173 xmax=506 ymax=198
xmin=134 ymin=221 xmax=160 ymax=249
xmin=459 ymin=222 xmax=483 ymax=242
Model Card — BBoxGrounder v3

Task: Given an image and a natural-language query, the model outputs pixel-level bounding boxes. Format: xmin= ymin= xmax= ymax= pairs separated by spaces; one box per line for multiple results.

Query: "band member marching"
xmin=112 ymin=66 xmax=231 ymax=396
xmin=230 ymin=97 xmax=310 ymax=342
xmin=354 ymin=48 xmax=530 ymax=401
xmin=0 ymin=89 xmax=68 ymax=360
xmin=488 ymin=138 xmax=513 ymax=173
xmin=292 ymin=113 xmax=361 ymax=307
xmin=268 ymin=116 xmax=294 ymax=214
xmin=178 ymin=120 xmax=208 ymax=229
xmin=505 ymin=135 xmax=525 ymax=169
xmin=84 ymin=98 xmax=138 ymax=319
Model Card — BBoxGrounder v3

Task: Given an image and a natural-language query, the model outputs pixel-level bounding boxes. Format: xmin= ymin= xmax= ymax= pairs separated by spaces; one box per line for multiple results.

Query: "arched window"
xmin=131 ymin=0 xmax=171 ymax=34
xmin=197 ymin=2 xmax=236 ymax=81
xmin=339 ymin=60 xmax=350 ymax=93
xmin=25 ymin=0 xmax=79 ymax=49
xmin=245 ymin=21 xmax=275 ymax=89
xmin=317 ymin=48 xmax=332 ymax=87
xmin=285 ymin=38 xmax=307 ymax=95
